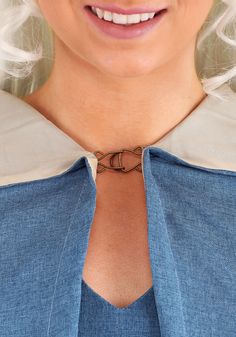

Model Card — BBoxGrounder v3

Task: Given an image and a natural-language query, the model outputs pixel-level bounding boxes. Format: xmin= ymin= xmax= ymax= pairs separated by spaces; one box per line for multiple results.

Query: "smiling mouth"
xmin=83 ymin=4 xmax=168 ymax=39
xmin=85 ymin=5 xmax=167 ymax=25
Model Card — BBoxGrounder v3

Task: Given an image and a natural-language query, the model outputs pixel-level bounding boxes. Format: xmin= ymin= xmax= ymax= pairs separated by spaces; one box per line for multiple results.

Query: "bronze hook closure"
xmin=93 ymin=145 xmax=145 ymax=174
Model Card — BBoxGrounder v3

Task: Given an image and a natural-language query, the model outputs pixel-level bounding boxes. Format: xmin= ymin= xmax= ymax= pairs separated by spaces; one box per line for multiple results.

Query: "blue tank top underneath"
xmin=78 ymin=279 xmax=161 ymax=337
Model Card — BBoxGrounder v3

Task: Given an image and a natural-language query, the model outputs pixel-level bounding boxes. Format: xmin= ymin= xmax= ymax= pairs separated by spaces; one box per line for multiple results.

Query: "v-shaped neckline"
xmin=81 ymin=278 xmax=154 ymax=310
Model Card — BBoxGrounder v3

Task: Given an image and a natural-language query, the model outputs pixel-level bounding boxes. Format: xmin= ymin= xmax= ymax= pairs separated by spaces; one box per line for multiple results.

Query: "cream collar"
xmin=0 ymin=84 xmax=235 ymax=187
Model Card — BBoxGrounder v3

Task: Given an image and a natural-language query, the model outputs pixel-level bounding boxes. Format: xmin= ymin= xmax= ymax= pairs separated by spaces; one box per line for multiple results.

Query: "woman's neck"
xmin=21 ymin=38 xmax=206 ymax=153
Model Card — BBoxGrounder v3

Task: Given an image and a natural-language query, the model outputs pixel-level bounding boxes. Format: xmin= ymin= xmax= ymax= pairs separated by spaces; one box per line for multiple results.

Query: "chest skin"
xmin=0 ymin=147 xmax=236 ymax=337
xmin=82 ymin=168 xmax=153 ymax=309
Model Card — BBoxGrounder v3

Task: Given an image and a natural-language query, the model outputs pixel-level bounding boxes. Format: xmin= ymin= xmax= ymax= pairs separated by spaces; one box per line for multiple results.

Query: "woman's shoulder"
xmin=0 ymin=89 xmax=40 ymax=135
xmin=204 ymin=83 xmax=236 ymax=115
xmin=0 ymin=89 xmax=89 ymax=188
xmin=152 ymin=83 xmax=236 ymax=173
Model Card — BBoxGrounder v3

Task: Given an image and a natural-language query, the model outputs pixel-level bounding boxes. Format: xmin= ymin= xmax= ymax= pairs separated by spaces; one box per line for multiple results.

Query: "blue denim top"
xmin=78 ymin=279 xmax=161 ymax=337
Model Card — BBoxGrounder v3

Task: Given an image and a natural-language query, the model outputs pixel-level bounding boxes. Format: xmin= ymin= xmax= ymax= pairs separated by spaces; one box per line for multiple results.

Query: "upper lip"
xmin=85 ymin=3 xmax=167 ymax=14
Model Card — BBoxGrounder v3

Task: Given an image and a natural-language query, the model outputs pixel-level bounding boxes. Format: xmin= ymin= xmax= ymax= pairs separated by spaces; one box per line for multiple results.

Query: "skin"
xmin=22 ymin=0 xmax=214 ymax=308
xmin=22 ymin=0 xmax=214 ymax=153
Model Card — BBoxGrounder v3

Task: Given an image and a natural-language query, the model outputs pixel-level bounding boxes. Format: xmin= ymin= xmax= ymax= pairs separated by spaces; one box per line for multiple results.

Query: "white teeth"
xmin=91 ymin=6 xmax=157 ymax=24
xmin=140 ymin=13 xmax=149 ymax=21
xmin=91 ymin=6 xmax=97 ymax=14
xmin=127 ymin=14 xmax=142 ymax=24
xmin=103 ymin=10 xmax=113 ymax=21
xmin=113 ymin=13 xmax=128 ymax=24
xmin=148 ymin=12 xmax=155 ymax=19
xmin=96 ymin=7 xmax=103 ymax=19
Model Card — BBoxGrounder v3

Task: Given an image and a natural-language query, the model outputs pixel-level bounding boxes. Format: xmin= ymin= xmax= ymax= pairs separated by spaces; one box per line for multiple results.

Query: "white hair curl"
xmin=0 ymin=0 xmax=236 ymax=99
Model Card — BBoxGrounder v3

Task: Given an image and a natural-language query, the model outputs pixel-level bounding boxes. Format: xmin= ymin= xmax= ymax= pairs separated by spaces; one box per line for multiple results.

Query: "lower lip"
xmin=83 ymin=6 xmax=167 ymax=39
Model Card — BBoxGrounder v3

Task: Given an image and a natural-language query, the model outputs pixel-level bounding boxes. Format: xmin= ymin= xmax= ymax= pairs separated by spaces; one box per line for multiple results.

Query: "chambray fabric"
xmin=77 ymin=279 xmax=161 ymax=337
xmin=0 ymin=146 xmax=236 ymax=337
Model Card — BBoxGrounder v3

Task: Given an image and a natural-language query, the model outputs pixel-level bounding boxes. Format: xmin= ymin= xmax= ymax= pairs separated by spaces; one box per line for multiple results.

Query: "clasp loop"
xmin=93 ymin=145 xmax=144 ymax=174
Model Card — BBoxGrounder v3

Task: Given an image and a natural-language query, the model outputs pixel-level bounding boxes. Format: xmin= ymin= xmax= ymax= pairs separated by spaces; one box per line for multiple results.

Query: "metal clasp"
xmin=93 ymin=145 xmax=144 ymax=174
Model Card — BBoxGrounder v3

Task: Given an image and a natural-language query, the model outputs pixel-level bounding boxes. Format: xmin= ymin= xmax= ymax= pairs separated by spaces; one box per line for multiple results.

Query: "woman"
xmin=0 ymin=0 xmax=235 ymax=336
